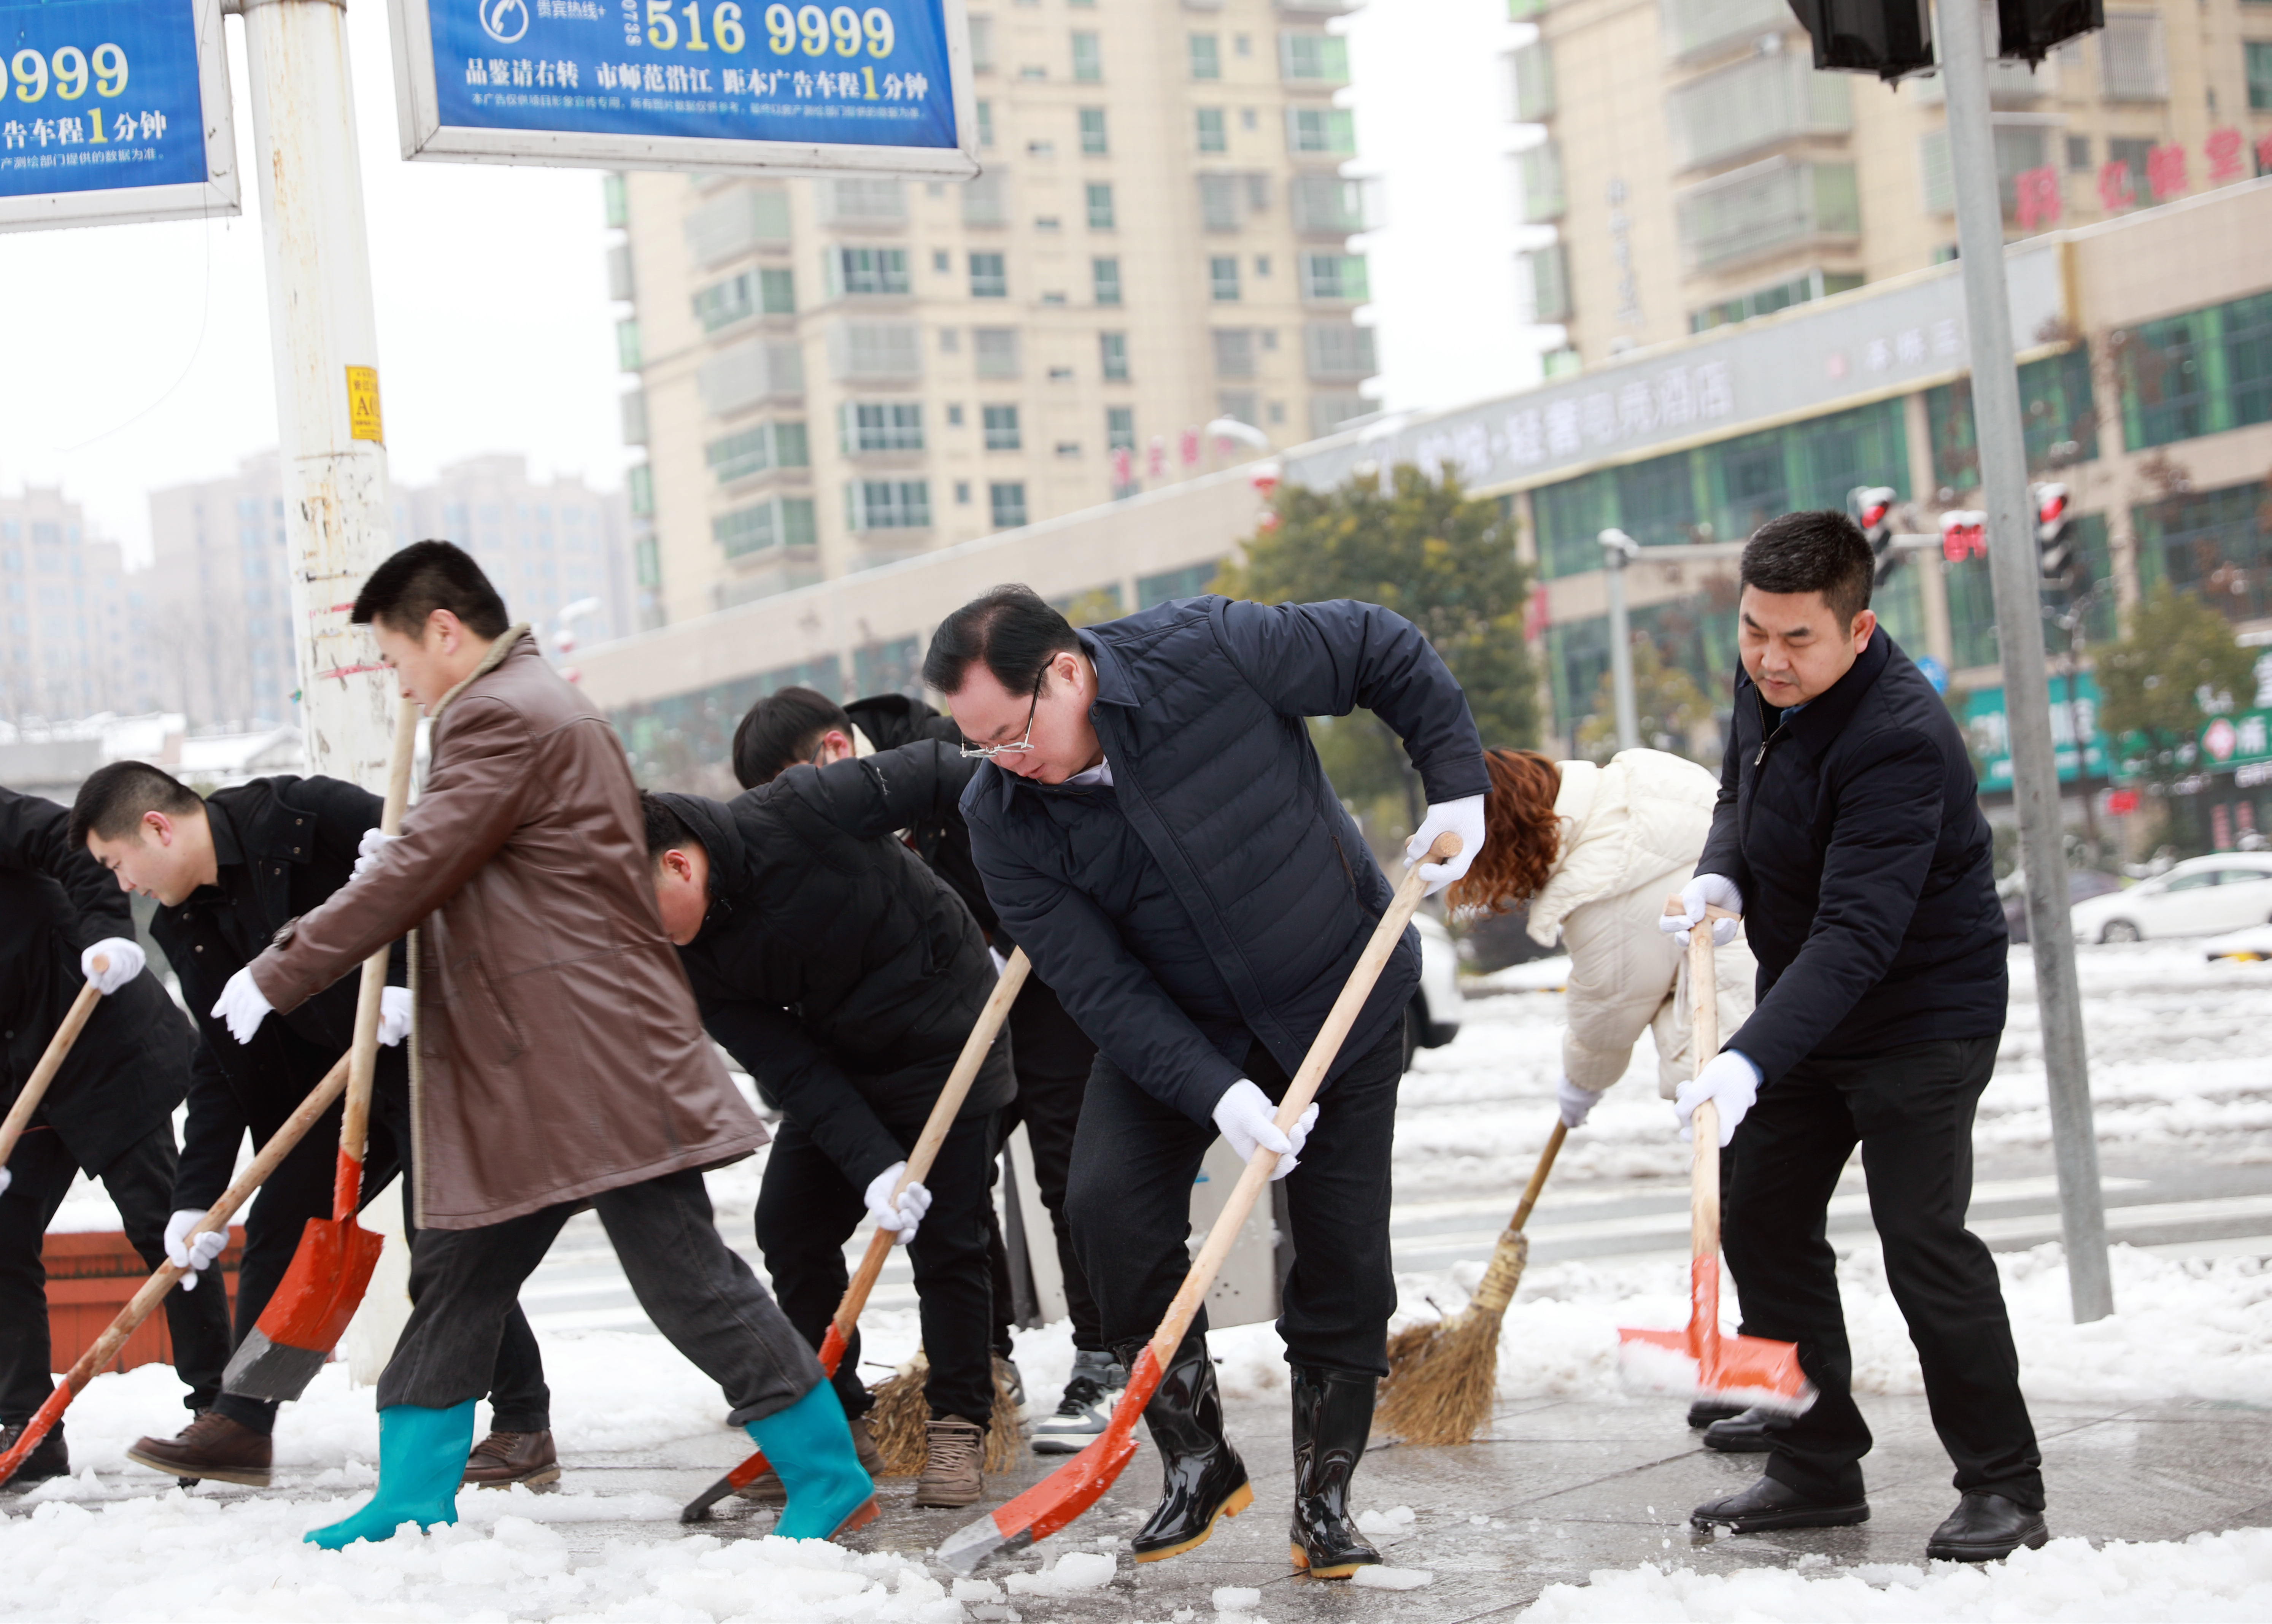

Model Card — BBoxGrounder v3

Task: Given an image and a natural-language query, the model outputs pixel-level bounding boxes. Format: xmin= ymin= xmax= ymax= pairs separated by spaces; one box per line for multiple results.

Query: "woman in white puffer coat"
xmin=1450 ymin=746 xmax=1756 ymax=1129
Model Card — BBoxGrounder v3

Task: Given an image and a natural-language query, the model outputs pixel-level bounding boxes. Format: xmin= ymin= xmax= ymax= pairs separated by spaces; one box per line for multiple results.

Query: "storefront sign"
xmin=1964 ymin=673 xmax=2107 ymax=791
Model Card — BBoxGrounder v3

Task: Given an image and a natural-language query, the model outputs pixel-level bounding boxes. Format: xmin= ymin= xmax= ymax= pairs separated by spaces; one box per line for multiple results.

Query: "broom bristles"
xmin=1376 ymin=1309 xmax=1504 ymax=1446
xmin=863 ymin=1350 xmax=1025 ymax=1475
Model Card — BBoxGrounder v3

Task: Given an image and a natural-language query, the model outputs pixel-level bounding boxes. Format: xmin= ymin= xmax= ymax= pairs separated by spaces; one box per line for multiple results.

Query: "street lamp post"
xmin=1599 ymin=528 xmax=1641 ymax=752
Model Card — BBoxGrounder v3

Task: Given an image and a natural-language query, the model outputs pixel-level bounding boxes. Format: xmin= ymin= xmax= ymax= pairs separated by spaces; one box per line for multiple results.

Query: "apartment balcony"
xmin=1669 ymin=48 xmax=1851 ymax=173
xmin=817 ymin=178 xmax=908 ymax=229
xmin=699 ymin=338 xmax=804 ymax=417
xmin=1676 ymin=157 xmax=1859 ymax=276
xmin=1660 ymin=0 xmax=1791 ymax=66
xmin=684 ymin=187 xmax=791 ymax=266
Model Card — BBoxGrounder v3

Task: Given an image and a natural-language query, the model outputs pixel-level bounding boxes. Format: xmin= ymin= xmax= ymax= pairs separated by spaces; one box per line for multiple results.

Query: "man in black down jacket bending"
xmin=641 ymin=740 xmax=1013 ymax=1510
xmin=1661 ymin=510 xmax=2043 ymax=1562
xmin=926 ymin=586 xmax=1487 ymax=1580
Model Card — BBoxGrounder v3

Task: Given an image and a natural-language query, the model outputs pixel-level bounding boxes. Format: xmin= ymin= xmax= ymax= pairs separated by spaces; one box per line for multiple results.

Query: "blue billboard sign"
xmin=389 ymin=0 xmax=977 ymax=177
xmin=0 ymin=0 xmax=237 ymax=231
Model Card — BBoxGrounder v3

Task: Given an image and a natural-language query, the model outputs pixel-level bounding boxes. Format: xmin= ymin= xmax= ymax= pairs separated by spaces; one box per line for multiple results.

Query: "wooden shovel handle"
xmin=0 ymin=966 xmax=106 ymax=1170
xmin=829 ymin=950 xmax=1031 ymax=1345
xmin=1662 ymin=895 xmax=1737 ymax=1274
xmin=335 ymin=697 xmax=421 ymax=1217
xmin=1146 ymin=833 xmax=1457 ymax=1367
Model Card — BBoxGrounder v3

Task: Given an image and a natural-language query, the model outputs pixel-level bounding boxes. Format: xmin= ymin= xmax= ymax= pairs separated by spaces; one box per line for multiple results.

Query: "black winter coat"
xmin=659 ymin=740 xmax=1013 ymax=1189
xmin=1700 ymin=633 xmax=2009 ymax=1084
xmin=842 ymin=694 xmax=996 ymax=937
xmin=963 ymin=596 xmax=1489 ymax=1125
xmin=0 ymin=788 xmax=193 ymax=1175
xmin=153 ymin=776 xmax=407 ymax=1210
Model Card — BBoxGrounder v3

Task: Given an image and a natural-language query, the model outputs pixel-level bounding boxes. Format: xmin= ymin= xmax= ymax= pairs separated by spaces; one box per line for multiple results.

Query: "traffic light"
xmin=1849 ymin=485 xmax=1898 ymax=583
xmin=1994 ymin=0 xmax=2104 ymax=66
xmin=1940 ymin=510 xmax=1987 ymax=562
xmin=1784 ymin=0 xmax=1935 ymax=80
xmin=2034 ymin=481 xmax=2076 ymax=595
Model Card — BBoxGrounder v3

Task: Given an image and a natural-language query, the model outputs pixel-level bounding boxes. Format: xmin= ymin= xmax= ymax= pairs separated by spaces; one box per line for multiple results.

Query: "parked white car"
xmin=2069 ymin=854 xmax=2272 ymax=943
xmin=1406 ymin=912 xmax=1464 ymax=1065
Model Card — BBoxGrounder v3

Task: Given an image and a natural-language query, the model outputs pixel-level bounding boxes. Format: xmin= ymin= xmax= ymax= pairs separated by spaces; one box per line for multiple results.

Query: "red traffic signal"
xmin=2034 ymin=482 xmax=2069 ymax=534
xmin=1941 ymin=509 xmax=1987 ymax=561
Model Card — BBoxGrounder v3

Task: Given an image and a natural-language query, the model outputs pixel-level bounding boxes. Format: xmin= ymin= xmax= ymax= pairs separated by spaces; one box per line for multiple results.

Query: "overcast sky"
xmin=0 ymin=3 xmax=627 ymax=567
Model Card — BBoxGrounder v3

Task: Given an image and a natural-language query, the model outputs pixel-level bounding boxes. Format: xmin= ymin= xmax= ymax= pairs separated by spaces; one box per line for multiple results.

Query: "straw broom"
xmin=863 ymin=1350 xmax=1025 ymax=1474
xmin=1376 ymin=1118 xmax=1567 ymax=1446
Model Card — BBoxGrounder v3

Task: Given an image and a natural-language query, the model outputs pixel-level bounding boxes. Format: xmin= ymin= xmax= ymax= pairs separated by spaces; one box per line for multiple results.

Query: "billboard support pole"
xmin=239 ymin=0 xmax=397 ymax=786
xmin=1936 ymin=0 xmax=2112 ymax=1321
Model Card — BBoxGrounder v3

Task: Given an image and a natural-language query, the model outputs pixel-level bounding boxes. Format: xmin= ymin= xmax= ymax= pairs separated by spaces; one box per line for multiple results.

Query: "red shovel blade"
xmin=0 ymin=1383 xmax=71 ymax=1490
xmin=220 ymin=1215 xmax=385 ymax=1402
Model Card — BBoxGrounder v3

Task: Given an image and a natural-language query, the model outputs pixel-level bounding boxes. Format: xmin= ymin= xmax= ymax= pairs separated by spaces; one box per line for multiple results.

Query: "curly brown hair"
xmin=1447 ymin=748 xmax=1563 ymax=915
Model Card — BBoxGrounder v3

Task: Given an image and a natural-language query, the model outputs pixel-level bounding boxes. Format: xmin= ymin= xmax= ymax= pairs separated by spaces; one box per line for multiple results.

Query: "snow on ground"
xmin=1517 ymin=1527 xmax=2272 ymax=1622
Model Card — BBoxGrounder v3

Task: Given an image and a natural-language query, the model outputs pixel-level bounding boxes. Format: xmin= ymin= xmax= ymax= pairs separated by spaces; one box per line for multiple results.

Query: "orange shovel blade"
xmin=220 ymin=1215 xmax=385 ymax=1402
xmin=1704 ymin=1332 xmax=1814 ymax=1413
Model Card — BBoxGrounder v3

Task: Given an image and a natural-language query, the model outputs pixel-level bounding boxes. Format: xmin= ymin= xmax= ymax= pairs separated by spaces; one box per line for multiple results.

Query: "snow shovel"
xmin=0 ymin=1050 xmax=354 ymax=1490
xmin=679 ymin=948 xmax=1033 ymax=1523
xmin=221 ymin=696 xmax=419 ymax=1403
xmin=0 ymin=957 xmax=112 ymax=1175
xmin=1615 ymin=902 xmax=1813 ymax=1416
xmin=937 ymin=834 xmax=1458 ymax=1576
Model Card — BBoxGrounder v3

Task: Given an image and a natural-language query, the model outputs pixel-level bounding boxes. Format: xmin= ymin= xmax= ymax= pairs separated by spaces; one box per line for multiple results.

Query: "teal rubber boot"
xmin=744 ymin=1380 xmax=878 ymax=1541
xmin=306 ymin=1400 xmax=478 ymax=1550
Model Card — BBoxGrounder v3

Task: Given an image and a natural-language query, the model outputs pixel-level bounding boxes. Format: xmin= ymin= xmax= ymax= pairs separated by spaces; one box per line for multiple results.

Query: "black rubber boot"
xmin=1926 ymin=1492 xmax=2048 ymax=1562
xmin=1117 ymin=1338 xmax=1252 ymax=1563
xmin=1702 ymin=1406 xmax=1778 ymax=1453
xmin=1686 ymin=1399 xmax=1745 ymax=1429
xmin=1288 ymin=1364 xmax=1384 ymax=1579
xmin=0 ymin=1421 xmax=67 ymax=1492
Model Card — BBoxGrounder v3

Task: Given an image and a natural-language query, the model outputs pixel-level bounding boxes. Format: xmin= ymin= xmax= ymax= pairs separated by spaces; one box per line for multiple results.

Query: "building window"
xmin=1515 ymin=142 xmax=1565 ymax=222
xmin=1298 ymin=252 xmax=1370 ymax=302
xmin=2250 ymin=41 xmax=2272 ymax=111
xmin=1279 ymin=32 xmax=1348 ymax=84
xmin=974 ymin=327 xmax=1021 ymax=377
xmin=1679 ymin=158 xmax=1858 ymax=271
xmin=1092 ymin=256 xmax=1123 ymax=304
xmin=983 ymin=404 xmax=1023 ymax=450
xmin=2118 ymin=291 xmax=2272 ymax=451
xmin=1285 ymin=107 xmax=1355 ymax=154
xmin=2065 ymin=134 xmax=2092 ymax=173
xmin=831 ymin=246 xmax=909 ymax=296
xmin=1506 ymin=39 xmax=1553 ymax=118
xmin=1071 ymin=30 xmax=1101 ymax=81
xmin=990 ymin=482 xmax=1029 ymax=528
xmin=1303 ymin=323 xmax=1377 ymax=379
xmin=977 ymin=100 xmax=995 ymax=146
xmin=1666 ymin=52 xmax=1850 ymax=173
xmin=2097 ymin=13 xmax=2167 ymax=100
xmin=1100 ymin=331 xmax=1130 ymax=380
xmin=1196 ymin=108 xmax=1227 ymax=153
xmin=713 ymin=497 xmax=817 ymax=556
xmin=1106 ymin=406 xmax=1136 ymax=450
xmin=1289 ymin=174 xmax=1367 ymax=232
xmin=1190 ymin=33 xmax=1221 ymax=79
xmin=968 ymin=14 xmax=994 ymax=72
xmin=706 ymin=421 xmax=811 ymax=481
xmin=969 ymin=251 xmax=1009 ymax=297
xmin=1079 ymin=106 xmax=1109 ymax=154
xmin=1688 ymin=268 xmax=1864 ymax=333
xmin=1208 ymin=255 xmax=1241 ymax=302
xmin=847 ymin=479 xmax=932 ymax=530
xmin=844 ymin=402 xmax=925 ymax=452
xmin=615 ymin=317 xmax=642 ymax=371
xmin=1212 ymin=327 xmax=1257 ymax=378
xmin=1086 ymin=182 xmax=1116 ymax=228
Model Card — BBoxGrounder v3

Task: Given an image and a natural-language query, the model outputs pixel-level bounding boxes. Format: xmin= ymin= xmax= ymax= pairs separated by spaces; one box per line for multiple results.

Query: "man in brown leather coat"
xmin=211 ymin=541 xmax=876 ymax=1551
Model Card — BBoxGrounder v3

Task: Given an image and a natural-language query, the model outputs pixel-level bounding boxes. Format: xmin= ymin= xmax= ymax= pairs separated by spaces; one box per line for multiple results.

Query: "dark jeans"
xmin=0 ymin=1121 xmax=233 ymax=1425
xmin=990 ymin=974 xmax=1104 ymax=1354
xmin=380 ymin=1169 xmax=818 ymax=1426
xmin=758 ymin=1111 xmax=998 ymax=1428
xmin=1724 ymin=1035 xmax=2044 ymax=1510
xmin=216 ymin=1078 xmax=549 ymax=1436
xmin=1066 ymin=1026 xmax=1403 ymax=1377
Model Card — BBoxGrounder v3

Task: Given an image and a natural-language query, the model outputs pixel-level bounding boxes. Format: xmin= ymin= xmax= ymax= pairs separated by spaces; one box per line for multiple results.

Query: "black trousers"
xmin=988 ymin=975 xmax=1104 ymax=1355
xmin=1066 ymin=1026 xmax=1403 ymax=1377
xmin=757 ymin=1111 xmax=998 ymax=1428
xmin=216 ymin=1077 xmax=549 ymax=1435
xmin=1724 ymin=1035 xmax=2045 ymax=1509
xmin=380 ymin=1169 xmax=817 ymax=1426
xmin=0 ymin=1121 xmax=233 ymax=1426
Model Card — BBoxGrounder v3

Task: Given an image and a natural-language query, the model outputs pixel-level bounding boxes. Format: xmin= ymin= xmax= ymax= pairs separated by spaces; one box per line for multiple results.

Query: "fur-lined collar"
xmin=427 ymin=624 xmax=532 ymax=724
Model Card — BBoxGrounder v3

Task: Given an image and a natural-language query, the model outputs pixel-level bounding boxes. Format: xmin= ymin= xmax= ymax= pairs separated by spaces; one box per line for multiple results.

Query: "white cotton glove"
xmin=1556 ymin=1075 xmax=1600 ymax=1130
xmin=211 ymin=966 xmax=274 ymax=1045
xmin=1404 ymin=794 xmax=1487 ymax=897
xmin=1675 ymin=1051 xmax=1762 ymax=1147
xmin=164 ymin=1209 xmax=227 ymax=1289
xmin=1660 ymin=874 xmax=1744 ymax=946
xmin=351 ymin=826 xmax=395 ymax=883
xmin=377 ymin=986 xmax=413 ymax=1047
xmin=863 ymin=1161 xmax=933 ymax=1245
xmin=1211 ymin=1079 xmax=1317 ymax=1181
xmin=81 ymin=937 xmax=145 ymax=994
xmin=0 ymin=1166 xmax=11 ymax=1197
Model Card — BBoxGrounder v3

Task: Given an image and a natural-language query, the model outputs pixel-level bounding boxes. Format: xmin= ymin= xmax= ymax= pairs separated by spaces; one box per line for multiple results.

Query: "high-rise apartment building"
xmin=0 ymin=487 xmax=147 ymax=725
xmin=1510 ymin=0 xmax=2272 ymax=364
xmin=608 ymin=0 xmax=1379 ymax=628
xmin=396 ymin=454 xmax=637 ymax=646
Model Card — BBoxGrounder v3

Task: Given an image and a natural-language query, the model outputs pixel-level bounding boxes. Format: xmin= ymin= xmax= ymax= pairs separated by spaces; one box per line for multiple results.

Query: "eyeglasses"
xmin=960 ymin=673 xmax=1046 ymax=760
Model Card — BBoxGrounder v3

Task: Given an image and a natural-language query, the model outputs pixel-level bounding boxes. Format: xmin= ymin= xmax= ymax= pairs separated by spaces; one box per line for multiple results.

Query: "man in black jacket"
xmin=0 ymin=787 xmax=219 ymax=1488
xmin=1662 ymin=510 xmax=2043 ymax=1562
xmin=732 ymin=686 xmax=1120 ymax=1454
xmin=927 ymin=586 xmax=1486 ymax=1579
xmin=70 ymin=763 xmax=553 ymax=1490
xmin=640 ymin=742 xmax=1012 ymax=1509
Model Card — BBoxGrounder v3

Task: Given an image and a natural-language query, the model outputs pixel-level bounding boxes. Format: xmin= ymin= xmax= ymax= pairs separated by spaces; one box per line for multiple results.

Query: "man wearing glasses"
xmin=923 ymin=585 xmax=1486 ymax=1580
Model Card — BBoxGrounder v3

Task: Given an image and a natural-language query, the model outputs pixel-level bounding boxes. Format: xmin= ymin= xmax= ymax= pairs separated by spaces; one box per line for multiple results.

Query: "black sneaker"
xmin=1032 ymin=1350 xmax=1125 ymax=1455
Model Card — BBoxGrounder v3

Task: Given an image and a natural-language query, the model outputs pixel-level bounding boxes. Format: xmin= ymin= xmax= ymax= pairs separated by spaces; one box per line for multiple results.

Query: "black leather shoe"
xmin=1687 ymin=1399 xmax=1745 ymax=1429
xmin=1702 ymin=1407 xmax=1778 ymax=1453
xmin=0 ymin=1421 xmax=66 ymax=1491
xmin=1690 ymin=1473 xmax=1868 ymax=1533
xmin=1117 ymin=1338 xmax=1252 ymax=1563
xmin=1288 ymin=1365 xmax=1383 ymax=1579
xmin=1926 ymin=1492 xmax=2048 ymax=1562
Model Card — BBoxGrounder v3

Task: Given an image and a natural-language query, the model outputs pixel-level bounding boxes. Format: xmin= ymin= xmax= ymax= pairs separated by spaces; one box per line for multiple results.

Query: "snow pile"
xmin=1518 ymin=1528 xmax=2272 ymax=1621
xmin=1350 ymin=1565 xmax=1433 ymax=1590
xmin=1354 ymin=1504 xmax=1416 ymax=1535
xmin=1002 ymin=1550 xmax=1116 ymax=1595
xmin=0 ymin=1491 xmax=965 ymax=1622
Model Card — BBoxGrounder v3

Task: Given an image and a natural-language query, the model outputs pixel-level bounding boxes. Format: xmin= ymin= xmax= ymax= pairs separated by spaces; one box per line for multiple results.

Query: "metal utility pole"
xmin=1600 ymin=529 xmax=1641 ymax=751
xmin=238 ymin=0 xmax=398 ymax=786
xmin=1937 ymin=0 xmax=2112 ymax=1320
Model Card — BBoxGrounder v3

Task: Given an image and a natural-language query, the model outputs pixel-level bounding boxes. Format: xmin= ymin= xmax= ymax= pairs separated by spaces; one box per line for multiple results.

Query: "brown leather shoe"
xmin=462 ymin=1428 xmax=560 ymax=1488
xmin=126 ymin=1411 xmax=272 ymax=1487
xmin=913 ymin=1416 xmax=986 ymax=1508
xmin=735 ymin=1413 xmax=885 ymax=1506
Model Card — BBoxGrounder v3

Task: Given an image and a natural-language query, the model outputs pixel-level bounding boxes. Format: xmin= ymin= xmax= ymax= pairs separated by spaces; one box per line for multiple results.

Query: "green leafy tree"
xmin=1213 ymin=464 xmax=1538 ymax=848
xmin=1575 ymin=639 xmax=1715 ymax=765
xmin=2096 ymin=586 xmax=2256 ymax=799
